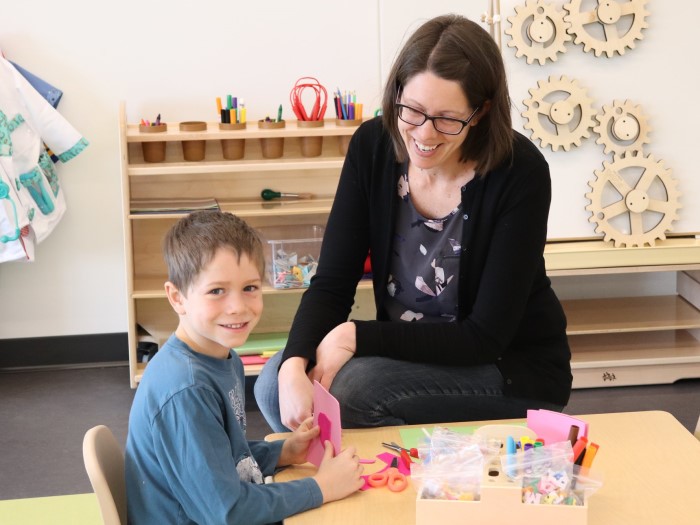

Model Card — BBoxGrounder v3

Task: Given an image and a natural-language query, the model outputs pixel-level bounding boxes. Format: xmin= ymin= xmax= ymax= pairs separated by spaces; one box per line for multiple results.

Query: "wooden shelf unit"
xmin=545 ymin=239 xmax=700 ymax=388
xmin=119 ymin=102 xmax=374 ymax=387
xmin=119 ymin=102 xmax=700 ymax=390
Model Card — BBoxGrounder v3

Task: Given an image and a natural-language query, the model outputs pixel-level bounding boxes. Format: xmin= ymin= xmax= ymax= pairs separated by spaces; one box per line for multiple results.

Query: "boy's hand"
xmin=313 ymin=442 xmax=364 ymax=503
xmin=277 ymin=416 xmax=319 ymax=467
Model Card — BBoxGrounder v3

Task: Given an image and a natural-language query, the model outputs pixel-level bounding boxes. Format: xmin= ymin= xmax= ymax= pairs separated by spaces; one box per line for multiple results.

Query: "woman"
xmin=255 ymin=14 xmax=572 ymax=432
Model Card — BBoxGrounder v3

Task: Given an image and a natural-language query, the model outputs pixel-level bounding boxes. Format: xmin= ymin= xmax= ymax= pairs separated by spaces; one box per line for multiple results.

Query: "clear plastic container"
xmin=257 ymin=225 xmax=325 ymax=288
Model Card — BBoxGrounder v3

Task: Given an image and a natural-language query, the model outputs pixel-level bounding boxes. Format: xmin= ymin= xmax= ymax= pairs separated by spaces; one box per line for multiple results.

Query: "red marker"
xmin=572 ymin=436 xmax=588 ymax=465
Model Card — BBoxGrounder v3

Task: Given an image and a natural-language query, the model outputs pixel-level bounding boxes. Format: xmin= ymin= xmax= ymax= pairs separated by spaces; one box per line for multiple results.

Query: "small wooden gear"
xmin=585 ymin=152 xmax=681 ymax=247
xmin=593 ymin=100 xmax=651 ymax=156
xmin=563 ymin=0 xmax=650 ymax=58
xmin=505 ymin=0 xmax=572 ymax=65
xmin=522 ymin=75 xmax=596 ymax=151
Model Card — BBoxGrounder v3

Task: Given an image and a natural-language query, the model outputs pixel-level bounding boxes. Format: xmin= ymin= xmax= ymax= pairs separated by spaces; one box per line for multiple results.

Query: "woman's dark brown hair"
xmin=382 ymin=14 xmax=513 ymax=175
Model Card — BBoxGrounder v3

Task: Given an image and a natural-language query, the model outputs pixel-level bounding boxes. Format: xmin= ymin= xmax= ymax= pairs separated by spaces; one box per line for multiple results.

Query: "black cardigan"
xmin=281 ymin=117 xmax=572 ymax=406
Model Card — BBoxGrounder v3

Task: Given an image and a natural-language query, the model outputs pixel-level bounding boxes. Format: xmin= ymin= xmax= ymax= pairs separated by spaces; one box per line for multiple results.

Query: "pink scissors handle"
xmin=367 ymin=467 xmax=408 ymax=492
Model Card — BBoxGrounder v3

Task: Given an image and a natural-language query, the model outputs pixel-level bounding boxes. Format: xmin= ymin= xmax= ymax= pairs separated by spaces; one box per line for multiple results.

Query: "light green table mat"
xmin=234 ymin=332 xmax=287 ymax=356
xmin=399 ymin=424 xmax=480 ymax=450
xmin=399 ymin=422 xmax=528 ymax=449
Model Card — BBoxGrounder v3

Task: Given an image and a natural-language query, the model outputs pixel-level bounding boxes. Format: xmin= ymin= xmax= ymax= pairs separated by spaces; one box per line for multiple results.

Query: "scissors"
xmin=382 ymin=441 xmax=417 ymax=468
xmin=367 ymin=457 xmax=408 ymax=492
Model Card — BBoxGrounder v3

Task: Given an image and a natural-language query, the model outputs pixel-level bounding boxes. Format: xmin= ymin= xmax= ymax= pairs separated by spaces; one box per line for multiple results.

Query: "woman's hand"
xmin=278 ymin=356 xmax=314 ymax=430
xmin=308 ymin=322 xmax=356 ymax=390
xmin=277 ymin=416 xmax=319 ymax=466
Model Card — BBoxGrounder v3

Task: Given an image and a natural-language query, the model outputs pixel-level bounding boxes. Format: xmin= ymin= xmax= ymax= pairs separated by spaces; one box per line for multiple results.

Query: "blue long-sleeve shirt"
xmin=126 ymin=335 xmax=323 ymax=524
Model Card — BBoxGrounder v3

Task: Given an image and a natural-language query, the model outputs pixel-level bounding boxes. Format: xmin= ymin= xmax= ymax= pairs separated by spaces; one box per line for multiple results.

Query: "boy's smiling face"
xmin=166 ymin=247 xmax=263 ymax=359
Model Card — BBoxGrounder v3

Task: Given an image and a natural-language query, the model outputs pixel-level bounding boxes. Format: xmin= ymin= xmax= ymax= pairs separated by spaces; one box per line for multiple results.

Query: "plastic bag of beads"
xmin=412 ymin=455 xmax=484 ymax=501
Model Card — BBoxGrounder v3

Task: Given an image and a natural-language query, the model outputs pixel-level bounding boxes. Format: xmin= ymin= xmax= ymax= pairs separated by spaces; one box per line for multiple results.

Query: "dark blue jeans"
xmin=254 ymin=350 xmax=563 ymax=432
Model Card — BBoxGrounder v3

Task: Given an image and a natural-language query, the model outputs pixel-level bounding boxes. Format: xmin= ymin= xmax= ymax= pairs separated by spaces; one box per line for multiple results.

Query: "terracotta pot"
xmin=297 ymin=120 xmax=324 ymax=157
xmin=179 ymin=121 xmax=207 ymax=161
xmin=335 ymin=119 xmax=362 ymax=155
xmin=258 ymin=120 xmax=286 ymax=159
xmin=219 ymin=122 xmax=247 ymax=160
xmin=139 ymin=123 xmax=167 ymax=162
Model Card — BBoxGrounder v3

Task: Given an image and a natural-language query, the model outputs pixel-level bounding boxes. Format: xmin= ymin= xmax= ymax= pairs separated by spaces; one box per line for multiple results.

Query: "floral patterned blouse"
xmin=385 ymin=170 xmax=463 ymax=323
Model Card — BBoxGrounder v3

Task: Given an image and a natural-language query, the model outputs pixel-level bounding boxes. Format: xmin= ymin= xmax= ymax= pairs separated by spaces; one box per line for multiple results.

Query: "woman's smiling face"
xmin=398 ymin=71 xmax=476 ymax=171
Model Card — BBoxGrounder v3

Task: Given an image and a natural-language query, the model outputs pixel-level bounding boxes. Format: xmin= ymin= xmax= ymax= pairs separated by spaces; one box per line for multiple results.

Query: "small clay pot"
xmin=335 ymin=119 xmax=362 ymax=155
xmin=139 ymin=123 xmax=167 ymax=162
xmin=219 ymin=122 xmax=247 ymax=160
xmin=179 ymin=121 xmax=207 ymax=161
xmin=297 ymin=120 xmax=324 ymax=157
xmin=258 ymin=120 xmax=286 ymax=159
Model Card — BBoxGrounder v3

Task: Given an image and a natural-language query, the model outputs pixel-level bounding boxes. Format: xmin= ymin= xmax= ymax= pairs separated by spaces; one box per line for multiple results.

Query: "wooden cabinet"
xmin=119 ymin=102 xmax=700 ymax=390
xmin=545 ymin=239 xmax=700 ymax=388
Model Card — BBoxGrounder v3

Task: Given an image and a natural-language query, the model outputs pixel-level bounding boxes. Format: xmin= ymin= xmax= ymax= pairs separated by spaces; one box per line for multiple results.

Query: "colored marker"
xmin=572 ymin=436 xmax=588 ymax=465
xmin=505 ymin=435 xmax=517 ymax=477
xmin=581 ymin=442 xmax=599 ymax=470
xmin=568 ymin=425 xmax=579 ymax=447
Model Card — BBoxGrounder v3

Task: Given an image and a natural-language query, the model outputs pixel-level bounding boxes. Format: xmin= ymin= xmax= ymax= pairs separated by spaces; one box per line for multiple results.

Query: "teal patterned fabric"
xmin=0 ymin=111 xmax=10 ymax=156
xmin=57 ymin=137 xmax=89 ymax=162
xmin=38 ymin=151 xmax=59 ymax=196
xmin=20 ymin=167 xmax=55 ymax=215
xmin=0 ymin=111 xmax=26 ymax=157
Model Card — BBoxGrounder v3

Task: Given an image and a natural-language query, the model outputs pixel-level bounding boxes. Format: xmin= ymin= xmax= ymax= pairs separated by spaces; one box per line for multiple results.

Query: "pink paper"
xmin=360 ymin=452 xmax=412 ymax=491
xmin=240 ymin=355 xmax=269 ymax=365
xmin=526 ymin=409 xmax=588 ymax=445
xmin=306 ymin=380 xmax=342 ymax=467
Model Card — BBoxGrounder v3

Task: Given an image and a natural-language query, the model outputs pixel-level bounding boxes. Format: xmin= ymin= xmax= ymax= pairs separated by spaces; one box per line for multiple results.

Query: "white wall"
xmin=0 ymin=1 xmax=692 ymax=339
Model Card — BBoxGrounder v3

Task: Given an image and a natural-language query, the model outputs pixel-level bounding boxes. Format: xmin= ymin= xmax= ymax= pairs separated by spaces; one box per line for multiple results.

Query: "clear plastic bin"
xmin=257 ymin=225 xmax=325 ymax=289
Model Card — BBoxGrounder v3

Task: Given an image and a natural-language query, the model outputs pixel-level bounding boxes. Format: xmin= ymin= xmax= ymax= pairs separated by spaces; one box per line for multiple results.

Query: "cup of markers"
xmin=334 ymin=89 xmax=363 ymax=155
xmin=139 ymin=115 xmax=167 ymax=163
xmin=258 ymin=105 xmax=286 ymax=159
xmin=217 ymin=95 xmax=247 ymax=160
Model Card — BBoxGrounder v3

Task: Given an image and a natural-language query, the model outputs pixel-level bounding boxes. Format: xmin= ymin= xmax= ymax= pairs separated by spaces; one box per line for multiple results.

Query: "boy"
xmin=125 ymin=210 xmax=363 ymax=525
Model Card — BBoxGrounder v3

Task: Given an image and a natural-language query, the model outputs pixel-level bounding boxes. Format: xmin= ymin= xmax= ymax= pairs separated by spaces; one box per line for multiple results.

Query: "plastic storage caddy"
xmin=416 ymin=458 xmax=588 ymax=525
xmin=257 ymin=225 xmax=325 ymax=289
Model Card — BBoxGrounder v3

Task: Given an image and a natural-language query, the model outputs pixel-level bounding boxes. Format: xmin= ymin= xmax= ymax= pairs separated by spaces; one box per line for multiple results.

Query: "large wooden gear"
xmin=522 ymin=75 xmax=596 ymax=151
xmin=563 ymin=0 xmax=650 ymax=58
xmin=593 ymin=99 xmax=651 ymax=156
xmin=505 ymin=0 xmax=572 ymax=65
xmin=585 ymin=152 xmax=681 ymax=247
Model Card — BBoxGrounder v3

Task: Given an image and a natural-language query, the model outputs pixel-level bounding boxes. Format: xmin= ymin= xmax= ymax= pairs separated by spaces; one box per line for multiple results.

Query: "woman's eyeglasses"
xmin=396 ymin=103 xmax=480 ymax=135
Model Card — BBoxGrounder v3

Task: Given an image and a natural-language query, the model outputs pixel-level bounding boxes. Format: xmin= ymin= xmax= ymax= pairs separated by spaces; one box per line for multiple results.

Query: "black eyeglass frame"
xmin=395 ymin=103 xmax=481 ymax=135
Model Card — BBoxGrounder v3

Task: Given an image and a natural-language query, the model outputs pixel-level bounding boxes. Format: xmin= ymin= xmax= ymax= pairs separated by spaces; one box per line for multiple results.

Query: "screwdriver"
xmin=261 ymin=188 xmax=313 ymax=201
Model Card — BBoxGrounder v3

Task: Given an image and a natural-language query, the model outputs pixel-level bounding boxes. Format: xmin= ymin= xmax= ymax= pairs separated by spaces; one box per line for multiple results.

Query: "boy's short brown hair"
xmin=162 ymin=210 xmax=265 ymax=294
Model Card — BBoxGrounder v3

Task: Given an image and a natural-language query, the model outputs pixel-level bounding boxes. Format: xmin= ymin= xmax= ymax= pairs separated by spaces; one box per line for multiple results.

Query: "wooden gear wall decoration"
xmin=563 ymin=0 xmax=650 ymax=58
xmin=584 ymin=152 xmax=681 ymax=247
xmin=593 ymin=99 xmax=651 ymax=156
xmin=521 ymin=75 xmax=596 ymax=151
xmin=505 ymin=0 xmax=572 ymax=65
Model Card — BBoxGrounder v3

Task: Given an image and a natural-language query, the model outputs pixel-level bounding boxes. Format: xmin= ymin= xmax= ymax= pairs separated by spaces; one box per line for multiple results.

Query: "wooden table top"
xmin=270 ymin=411 xmax=700 ymax=524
